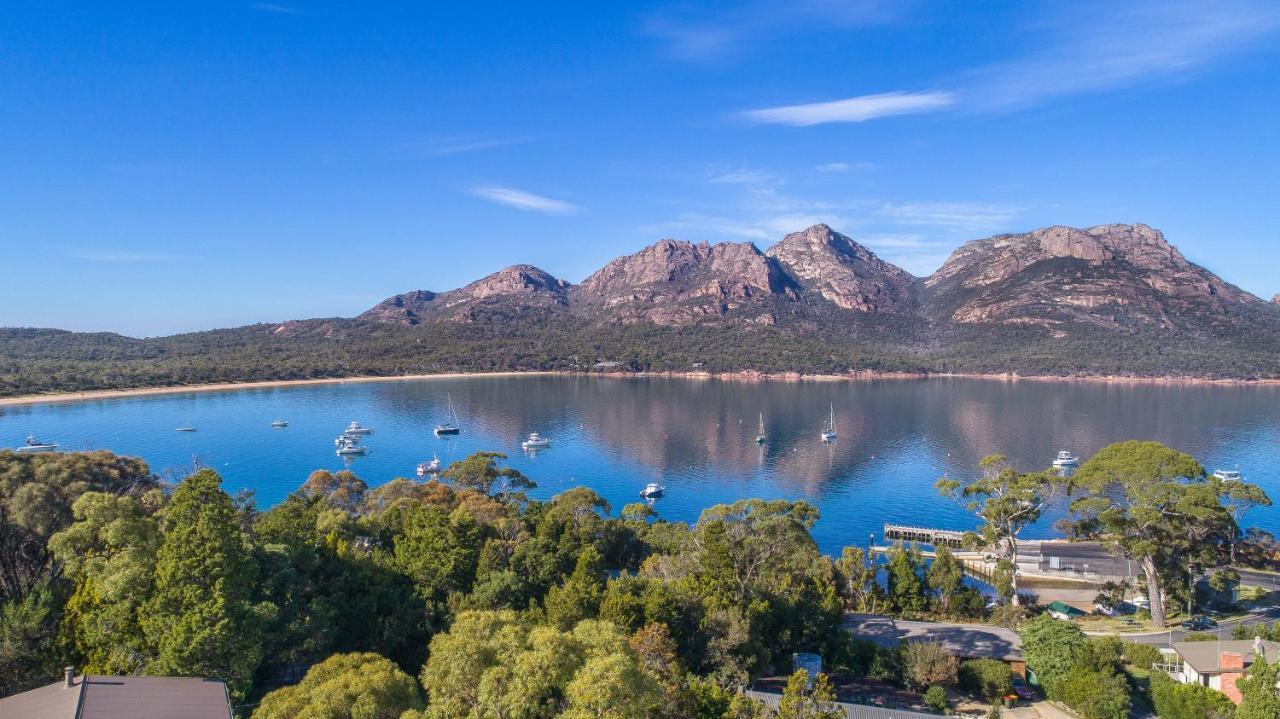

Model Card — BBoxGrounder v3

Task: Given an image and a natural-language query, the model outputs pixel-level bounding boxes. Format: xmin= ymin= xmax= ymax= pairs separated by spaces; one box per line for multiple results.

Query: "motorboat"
xmin=344 ymin=421 xmax=374 ymax=436
xmin=271 ymin=420 xmax=288 ymax=428
xmin=175 ymin=427 xmax=197 ymax=433
xmin=417 ymin=455 xmax=442 ymax=477
xmin=1213 ymin=468 xmax=1243 ymax=482
xmin=640 ymin=482 xmax=665 ymax=498
xmin=820 ymin=403 xmax=837 ymax=442
xmin=521 ymin=432 xmax=551 ymax=449
xmin=335 ymin=436 xmax=366 ymax=455
xmin=433 ymin=393 xmax=461 ymax=435
xmin=754 ymin=412 xmax=766 ymax=445
xmin=1053 ymin=450 xmax=1080 ymax=468
xmin=15 ymin=435 xmax=59 ymax=453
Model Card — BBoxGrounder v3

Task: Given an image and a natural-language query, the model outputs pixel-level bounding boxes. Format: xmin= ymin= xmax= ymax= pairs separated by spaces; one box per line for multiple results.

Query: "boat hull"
xmin=434 ymin=426 xmax=460 ymax=435
xmin=16 ymin=445 xmax=58 ymax=453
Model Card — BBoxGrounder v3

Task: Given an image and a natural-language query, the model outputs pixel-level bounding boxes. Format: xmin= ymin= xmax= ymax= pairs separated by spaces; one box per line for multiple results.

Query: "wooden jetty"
xmin=882 ymin=523 xmax=967 ymax=548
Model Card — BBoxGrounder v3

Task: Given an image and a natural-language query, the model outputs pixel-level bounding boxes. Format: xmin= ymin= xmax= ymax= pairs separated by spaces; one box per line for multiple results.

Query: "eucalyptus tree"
xmin=1217 ymin=477 xmax=1271 ymax=564
xmin=1063 ymin=441 xmax=1242 ymax=628
xmin=442 ymin=451 xmax=536 ymax=503
xmin=936 ymin=455 xmax=1058 ymax=605
xmin=251 ymin=652 xmax=422 ymax=719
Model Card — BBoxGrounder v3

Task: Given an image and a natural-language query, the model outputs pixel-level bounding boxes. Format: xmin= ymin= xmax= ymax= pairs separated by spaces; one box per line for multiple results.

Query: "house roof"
xmin=843 ymin=613 xmax=1023 ymax=662
xmin=745 ymin=690 xmax=939 ymax=719
xmin=1173 ymin=639 xmax=1280 ymax=674
xmin=0 ymin=674 xmax=232 ymax=719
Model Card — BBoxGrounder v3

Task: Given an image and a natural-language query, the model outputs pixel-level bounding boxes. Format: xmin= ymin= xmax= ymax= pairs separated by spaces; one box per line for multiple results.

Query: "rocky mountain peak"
xmin=1273 ymin=294 xmax=1280 ymax=304
xmin=359 ymin=265 xmax=568 ymax=325
xmin=453 ymin=264 xmax=569 ymax=302
xmin=766 ymin=224 xmax=918 ymax=312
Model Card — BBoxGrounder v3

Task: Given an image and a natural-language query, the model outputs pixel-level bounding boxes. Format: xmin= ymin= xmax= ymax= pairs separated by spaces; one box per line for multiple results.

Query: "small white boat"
xmin=640 ymin=482 xmax=665 ymax=498
xmin=417 ymin=455 xmax=442 ymax=477
xmin=754 ymin=412 xmax=766 ymax=445
xmin=335 ymin=436 xmax=366 ymax=455
xmin=1213 ymin=468 xmax=1243 ymax=482
xmin=175 ymin=427 xmax=197 ymax=433
xmin=271 ymin=420 xmax=288 ymax=428
xmin=1053 ymin=450 xmax=1080 ymax=468
xmin=344 ymin=421 xmax=374 ymax=436
xmin=15 ymin=435 xmax=59 ymax=453
xmin=820 ymin=403 xmax=837 ymax=442
xmin=521 ymin=432 xmax=551 ymax=449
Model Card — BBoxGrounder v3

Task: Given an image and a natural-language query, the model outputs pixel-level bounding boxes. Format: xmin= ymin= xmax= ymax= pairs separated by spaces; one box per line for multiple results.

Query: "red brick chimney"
xmin=1219 ymin=652 xmax=1245 ymax=705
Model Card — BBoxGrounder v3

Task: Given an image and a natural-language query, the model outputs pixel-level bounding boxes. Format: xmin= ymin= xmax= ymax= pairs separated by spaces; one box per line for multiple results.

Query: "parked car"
xmin=1010 ymin=677 xmax=1036 ymax=702
xmin=1183 ymin=615 xmax=1219 ymax=631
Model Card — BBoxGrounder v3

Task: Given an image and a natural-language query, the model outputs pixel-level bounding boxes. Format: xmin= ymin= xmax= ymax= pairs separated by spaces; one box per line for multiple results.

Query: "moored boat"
xmin=433 ymin=394 xmax=461 ymax=435
xmin=1053 ymin=450 xmax=1080 ymax=468
xmin=15 ymin=435 xmax=59 ymax=453
xmin=271 ymin=419 xmax=288 ymax=428
xmin=335 ymin=436 xmax=366 ymax=455
xmin=1213 ymin=468 xmax=1243 ymax=481
xmin=521 ymin=432 xmax=551 ymax=449
xmin=417 ymin=455 xmax=442 ymax=477
xmin=640 ymin=482 xmax=665 ymax=498
xmin=820 ymin=404 xmax=837 ymax=442
xmin=344 ymin=421 xmax=374 ymax=436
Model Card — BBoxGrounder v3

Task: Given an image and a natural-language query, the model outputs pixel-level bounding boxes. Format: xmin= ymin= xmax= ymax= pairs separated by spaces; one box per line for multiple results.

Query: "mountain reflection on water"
xmin=5 ymin=375 xmax=1279 ymax=555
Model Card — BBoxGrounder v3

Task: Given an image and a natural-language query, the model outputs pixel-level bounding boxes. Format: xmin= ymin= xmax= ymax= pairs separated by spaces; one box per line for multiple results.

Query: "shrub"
xmin=1019 ymin=614 xmax=1087 ymax=694
xmin=924 ymin=685 xmax=949 ymax=714
xmin=901 ymin=641 xmax=959 ymax=690
xmin=1054 ymin=667 xmax=1130 ymax=719
xmin=1121 ymin=641 xmax=1163 ymax=671
xmin=958 ymin=658 xmax=1013 ymax=702
xmin=1149 ymin=671 xmax=1237 ymax=719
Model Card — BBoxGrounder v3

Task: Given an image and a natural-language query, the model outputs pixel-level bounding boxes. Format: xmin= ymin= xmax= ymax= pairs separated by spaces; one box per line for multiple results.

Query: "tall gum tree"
xmin=1062 ymin=441 xmax=1255 ymax=629
xmin=936 ymin=455 xmax=1058 ymax=605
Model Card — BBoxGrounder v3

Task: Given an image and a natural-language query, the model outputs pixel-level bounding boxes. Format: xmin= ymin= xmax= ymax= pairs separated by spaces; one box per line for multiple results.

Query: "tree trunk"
xmin=1141 ymin=555 xmax=1166 ymax=628
xmin=1008 ymin=535 xmax=1021 ymax=607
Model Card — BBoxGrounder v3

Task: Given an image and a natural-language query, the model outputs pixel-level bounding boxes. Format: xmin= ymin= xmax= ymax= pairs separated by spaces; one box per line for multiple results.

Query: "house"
xmin=843 ymin=613 xmax=1026 ymax=677
xmin=1159 ymin=637 xmax=1280 ymax=704
xmin=0 ymin=668 xmax=233 ymax=719
xmin=593 ymin=361 xmax=622 ymax=370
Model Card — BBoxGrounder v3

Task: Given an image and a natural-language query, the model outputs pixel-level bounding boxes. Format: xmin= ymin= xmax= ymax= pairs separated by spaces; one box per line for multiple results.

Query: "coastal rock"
xmin=766 ymin=224 xmax=918 ymax=312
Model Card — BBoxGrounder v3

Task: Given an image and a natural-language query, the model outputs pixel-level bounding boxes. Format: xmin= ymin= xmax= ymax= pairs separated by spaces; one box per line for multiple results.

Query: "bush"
xmin=958 ymin=658 xmax=1013 ymax=702
xmin=924 ymin=685 xmax=949 ymax=714
xmin=1149 ymin=671 xmax=1237 ymax=719
xmin=1019 ymin=614 xmax=1087 ymax=694
xmin=1053 ymin=667 xmax=1130 ymax=719
xmin=1121 ymin=641 xmax=1163 ymax=671
xmin=901 ymin=641 xmax=959 ymax=691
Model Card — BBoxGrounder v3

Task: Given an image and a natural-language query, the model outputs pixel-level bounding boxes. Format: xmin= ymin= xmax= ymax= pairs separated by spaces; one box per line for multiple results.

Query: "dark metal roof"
xmin=0 ymin=675 xmax=232 ymax=719
xmin=844 ymin=613 xmax=1024 ymax=662
xmin=745 ymin=690 xmax=939 ymax=719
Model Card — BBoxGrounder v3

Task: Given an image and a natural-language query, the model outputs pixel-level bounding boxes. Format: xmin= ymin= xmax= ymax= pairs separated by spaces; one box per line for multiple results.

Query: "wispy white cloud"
xmin=249 ymin=3 xmax=300 ymax=14
xmin=469 ymin=186 xmax=580 ymax=215
xmin=964 ymin=1 xmax=1280 ymax=109
xmin=815 ymin=162 xmax=849 ymax=173
xmin=743 ymin=91 xmax=956 ymax=126
xmin=644 ymin=0 xmax=901 ymax=62
xmin=66 ymin=249 xmax=177 ymax=263
xmin=401 ymin=135 xmax=522 ymax=157
xmin=877 ymin=201 xmax=1022 ymax=232
xmin=706 ymin=166 xmax=780 ymax=186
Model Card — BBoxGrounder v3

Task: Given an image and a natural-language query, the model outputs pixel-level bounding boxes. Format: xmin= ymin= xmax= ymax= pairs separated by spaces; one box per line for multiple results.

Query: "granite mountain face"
xmin=361 ymin=222 xmax=1275 ymax=340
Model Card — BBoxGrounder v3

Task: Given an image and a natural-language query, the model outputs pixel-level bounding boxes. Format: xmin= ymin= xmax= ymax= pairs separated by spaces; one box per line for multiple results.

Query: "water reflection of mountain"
xmin=365 ymin=376 xmax=1280 ymax=511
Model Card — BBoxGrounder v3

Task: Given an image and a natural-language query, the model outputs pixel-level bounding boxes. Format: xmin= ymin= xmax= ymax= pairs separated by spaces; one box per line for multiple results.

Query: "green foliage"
xmin=442 ymin=451 xmax=536 ymax=502
xmin=901 ymin=641 xmax=958 ymax=691
xmin=544 ymin=545 xmax=605 ymax=630
xmin=1149 ymin=670 xmax=1237 ymax=719
xmin=834 ymin=546 xmax=887 ymax=614
xmin=926 ymin=546 xmax=964 ymax=614
xmin=0 ymin=579 xmax=64 ymax=696
xmin=1019 ymin=614 xmax=1087 ymax=694
xmin=923 ymin=685 xmax=949 ymax=714
xmin=1238 ymin=653 xmax=1280 ymax=719
xmin=958 ymin=658 xmax=1013 ymax=702
xmin=885 ymin=543 xmax=927 ymax=615
xmin=776 ymin=670 xmax=843 ymax=719
xmin=1053 ymin=667 xmax=1130 ymax=719
xmin=1120 ymin=641 xmax=1163 ymax=671
xmin=140 ymin=469 xmax=270 ymax=700
xmin=251 ymin=652 xmax=422 ymax=719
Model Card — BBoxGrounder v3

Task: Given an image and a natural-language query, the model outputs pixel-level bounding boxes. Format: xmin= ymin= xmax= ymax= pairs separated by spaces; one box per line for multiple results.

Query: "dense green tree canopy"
xmin=252 ymin=652 xmax=422 ymax=719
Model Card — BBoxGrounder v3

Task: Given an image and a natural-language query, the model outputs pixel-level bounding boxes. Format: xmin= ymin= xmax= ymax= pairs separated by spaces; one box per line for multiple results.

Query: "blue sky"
xmin=2 ymin=1 xmax=1278 ymax=336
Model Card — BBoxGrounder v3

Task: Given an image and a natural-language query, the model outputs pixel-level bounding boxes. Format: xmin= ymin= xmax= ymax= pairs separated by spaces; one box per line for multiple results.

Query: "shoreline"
xmin=2 ymin=368 xmax=1279 ymax=408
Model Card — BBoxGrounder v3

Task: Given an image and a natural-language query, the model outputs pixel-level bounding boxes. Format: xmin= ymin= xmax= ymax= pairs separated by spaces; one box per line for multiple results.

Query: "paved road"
xmin=1121 ymin=606 xmax=1280 ymax=646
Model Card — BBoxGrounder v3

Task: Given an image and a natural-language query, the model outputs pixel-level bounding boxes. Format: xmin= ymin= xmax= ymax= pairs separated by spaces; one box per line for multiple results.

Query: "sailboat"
xmin=754 ymin=413 xmax=766 ymax=445
xmin=820 ymin=403 xmax=837 ymax=442
xmin=434 ymin=394 xmax=461 ymax=436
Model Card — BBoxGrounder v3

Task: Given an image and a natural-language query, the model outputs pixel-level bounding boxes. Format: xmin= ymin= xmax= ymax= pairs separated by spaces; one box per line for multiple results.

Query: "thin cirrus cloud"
xmin=248 ymin=3 xmax=300 ymax=14
xmin=742 ymin=91 xmax=957 ymax=126
xmin=877 ymin=201 xmax=1023 ymax=232
xmin=469 ymin=186 xmax=580 ymax=215
xmin=65 ymin=249 xmax=177 ymax=263
xmin=401 ymin=134 xmax=523 ymax=157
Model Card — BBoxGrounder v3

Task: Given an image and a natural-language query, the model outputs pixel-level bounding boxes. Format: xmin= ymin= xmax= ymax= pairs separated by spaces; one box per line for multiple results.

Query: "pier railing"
xmin=882 ymin=524 xmax=967 ymax=548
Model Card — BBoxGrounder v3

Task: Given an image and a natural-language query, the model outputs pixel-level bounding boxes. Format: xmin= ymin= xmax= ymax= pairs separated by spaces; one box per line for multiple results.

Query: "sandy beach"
xmin=2 ymin=368 xmax=1277 ymax=408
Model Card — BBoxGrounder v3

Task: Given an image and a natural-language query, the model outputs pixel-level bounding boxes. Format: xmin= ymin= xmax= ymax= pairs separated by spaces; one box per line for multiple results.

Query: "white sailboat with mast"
xmin=820 ymin=403 xmax=837 ymax=442
xmin=434 ymin=393 xmax=461 ymax=436
xmin=754 ymin=412 xmax=766 ymax=445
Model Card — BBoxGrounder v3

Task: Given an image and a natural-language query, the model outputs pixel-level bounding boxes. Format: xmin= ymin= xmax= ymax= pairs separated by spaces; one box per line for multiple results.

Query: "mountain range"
xmin=4 ymin=222 xmax=1280 ymax=396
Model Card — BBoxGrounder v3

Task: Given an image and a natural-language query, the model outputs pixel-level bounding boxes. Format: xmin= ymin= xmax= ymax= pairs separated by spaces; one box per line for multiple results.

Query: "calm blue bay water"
xmin=4 ymin=376 xmax=1279 ymax=556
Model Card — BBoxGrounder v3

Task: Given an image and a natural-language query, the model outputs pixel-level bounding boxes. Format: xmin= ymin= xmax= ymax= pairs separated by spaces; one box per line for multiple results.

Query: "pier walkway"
xmin=882 ymin=523 xmax=967 ymax=548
